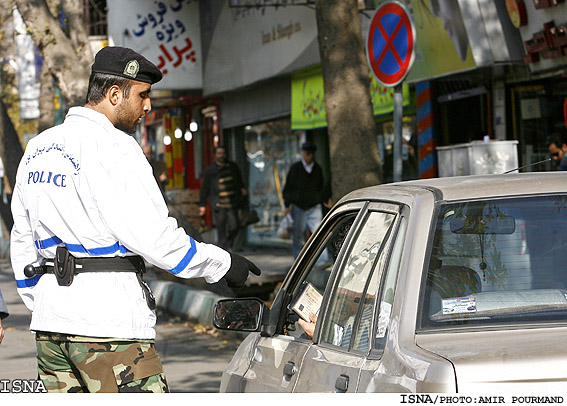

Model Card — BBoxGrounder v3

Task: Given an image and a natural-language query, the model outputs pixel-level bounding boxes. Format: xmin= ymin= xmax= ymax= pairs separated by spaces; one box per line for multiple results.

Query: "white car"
xmin=214 ymin=172 xmax=567 ymax=392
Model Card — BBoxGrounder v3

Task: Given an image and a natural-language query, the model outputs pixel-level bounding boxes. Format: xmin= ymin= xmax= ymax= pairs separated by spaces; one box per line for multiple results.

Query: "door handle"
xmin=335 ymin=374 xmax=349 ymax=392
xmin=283 ymin=361 xmax=298 ymax=377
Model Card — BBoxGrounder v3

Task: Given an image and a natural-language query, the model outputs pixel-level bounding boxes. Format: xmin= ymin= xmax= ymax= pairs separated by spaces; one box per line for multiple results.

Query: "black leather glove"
xmin=223 ymin=253 xmax=261 ymax=289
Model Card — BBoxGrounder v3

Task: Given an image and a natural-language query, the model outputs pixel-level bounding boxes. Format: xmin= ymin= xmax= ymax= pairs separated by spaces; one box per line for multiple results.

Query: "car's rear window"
xmin=419 ymin=194 xmax=567 ymax=330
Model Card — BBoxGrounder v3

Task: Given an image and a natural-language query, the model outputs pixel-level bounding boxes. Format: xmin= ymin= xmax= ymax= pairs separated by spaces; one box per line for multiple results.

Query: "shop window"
xmin=513 ymin=81 xmax=567 ymax=172
xmin=244 ymin=119 xmax=302 ymax=245
xmin=83 ymin=0 xmax=107 ymax=36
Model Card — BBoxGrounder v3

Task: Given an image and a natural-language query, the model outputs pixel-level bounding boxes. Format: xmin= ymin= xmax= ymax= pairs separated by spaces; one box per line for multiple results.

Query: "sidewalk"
xmin=0 ymin=259 xmax=37 ymax=381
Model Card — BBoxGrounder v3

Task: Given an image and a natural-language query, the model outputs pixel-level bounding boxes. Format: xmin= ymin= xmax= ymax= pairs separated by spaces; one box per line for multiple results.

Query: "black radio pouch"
xmin=54 ymin=246 xmax=75 ymax=286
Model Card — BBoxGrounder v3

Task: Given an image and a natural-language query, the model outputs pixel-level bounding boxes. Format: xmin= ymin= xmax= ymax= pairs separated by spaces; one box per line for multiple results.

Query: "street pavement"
xmin=0 ymin=259 xmax=36 ymax=383
xmin=0 ymin=245 xmax=294 ymax=393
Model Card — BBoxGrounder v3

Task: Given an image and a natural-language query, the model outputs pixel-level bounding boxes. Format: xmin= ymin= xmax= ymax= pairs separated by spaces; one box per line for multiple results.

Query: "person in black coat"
xmin=199 ymin=146 xmax=247 ymax=250
xmin=283 ymin=142 xmax=325 ymax=258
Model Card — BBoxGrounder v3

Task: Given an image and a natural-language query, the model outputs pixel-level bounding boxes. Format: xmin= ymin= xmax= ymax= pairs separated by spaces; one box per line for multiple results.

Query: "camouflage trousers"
xmin=35 ymin=331 xmax=169 ymax=393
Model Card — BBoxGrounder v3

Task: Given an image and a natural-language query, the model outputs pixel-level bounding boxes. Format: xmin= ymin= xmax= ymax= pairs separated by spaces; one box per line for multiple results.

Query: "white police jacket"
xmin=10 ymin=107 xmax=231 ymax=339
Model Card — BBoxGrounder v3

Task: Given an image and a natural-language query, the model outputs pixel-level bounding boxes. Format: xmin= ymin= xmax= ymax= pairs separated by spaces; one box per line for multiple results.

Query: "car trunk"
xmin=415 ymin=326 xmax=567 ymax=391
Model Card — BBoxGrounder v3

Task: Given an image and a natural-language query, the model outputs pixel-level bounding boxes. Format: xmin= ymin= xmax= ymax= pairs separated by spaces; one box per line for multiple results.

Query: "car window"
xmin=320 ymin=211 xmax=396 ymax=351
xmin=371 ymin=216 xmax=406 ymax=353
xmin=420 ymin=195 xmax=567 ymax=330
xmin=284 ymin=213 xmax=357 ymax=338
xmin=303 ymin=214 xmax=357 ymax=293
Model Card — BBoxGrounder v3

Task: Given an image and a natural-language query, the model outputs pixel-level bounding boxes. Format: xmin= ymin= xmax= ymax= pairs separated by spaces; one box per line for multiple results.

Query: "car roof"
xmin=340 ymin=172 xmax=567 ymax=203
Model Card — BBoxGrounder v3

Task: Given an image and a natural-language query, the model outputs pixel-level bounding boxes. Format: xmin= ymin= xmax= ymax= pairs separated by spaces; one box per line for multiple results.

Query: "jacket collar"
xmin=65 ymin=106 xmax=118 ymax=134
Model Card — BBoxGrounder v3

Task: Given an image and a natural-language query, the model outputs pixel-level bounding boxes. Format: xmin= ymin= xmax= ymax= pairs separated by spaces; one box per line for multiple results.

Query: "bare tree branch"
xmin=38 ymin=62 xmax=55 ymax=133
xmin=62 ymin=0 xmax=93 ymax=65
xmin=13 ymin=0 xmax=92 ymax=106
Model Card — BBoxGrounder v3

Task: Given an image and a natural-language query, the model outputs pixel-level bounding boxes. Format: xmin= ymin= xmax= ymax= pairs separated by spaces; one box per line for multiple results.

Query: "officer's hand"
xmin=224 ymin=253 xmax=261 ymax=289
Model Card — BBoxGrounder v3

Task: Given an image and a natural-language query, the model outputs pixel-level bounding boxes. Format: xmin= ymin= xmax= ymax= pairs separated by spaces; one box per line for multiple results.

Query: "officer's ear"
xmin=107 ymin=85 xmax=123 ymax=106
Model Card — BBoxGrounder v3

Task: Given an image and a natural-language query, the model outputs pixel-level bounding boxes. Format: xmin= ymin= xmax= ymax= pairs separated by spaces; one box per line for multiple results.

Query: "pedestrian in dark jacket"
xmin=283 ymin=141 xmax=324 ymax=257
xmin=199 ymin=146 xmax=248 ymax=250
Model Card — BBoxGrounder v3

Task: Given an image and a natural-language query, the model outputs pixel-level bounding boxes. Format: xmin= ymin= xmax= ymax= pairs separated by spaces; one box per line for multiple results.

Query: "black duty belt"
xmin=24 ymin=246 xmax=156 ymax=310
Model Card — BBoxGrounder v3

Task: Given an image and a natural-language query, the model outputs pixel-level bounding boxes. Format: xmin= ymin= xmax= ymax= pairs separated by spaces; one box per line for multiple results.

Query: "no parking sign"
xmin=366 ymin=1 xmax=416 ymax=87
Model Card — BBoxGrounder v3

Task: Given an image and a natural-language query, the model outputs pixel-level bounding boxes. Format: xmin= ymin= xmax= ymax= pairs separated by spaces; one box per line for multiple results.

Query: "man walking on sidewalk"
xmin=199 ymin=146 xmax=248 ymax=250
xmin=10 ymin=46 xmax=260 ymax=393
xmin=283 ymin=141 xmax=325 ymax=258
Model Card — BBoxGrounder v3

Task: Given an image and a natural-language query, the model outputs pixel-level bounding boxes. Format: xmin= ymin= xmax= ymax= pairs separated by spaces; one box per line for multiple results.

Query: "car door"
xmin=239 ymin=202 xmax=366 ymax=392
xmin=293 ymin=202 xmax=406 ymax=392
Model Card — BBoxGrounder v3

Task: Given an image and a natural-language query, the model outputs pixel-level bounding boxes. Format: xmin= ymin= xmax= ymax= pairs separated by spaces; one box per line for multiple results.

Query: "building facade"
xmin=104 ymin=0 xmax=551 ymax=247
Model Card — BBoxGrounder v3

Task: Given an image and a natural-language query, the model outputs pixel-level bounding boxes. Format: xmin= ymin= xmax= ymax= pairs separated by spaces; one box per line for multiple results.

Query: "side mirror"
xmin=213 ymin=297 xmax=269 ymax=332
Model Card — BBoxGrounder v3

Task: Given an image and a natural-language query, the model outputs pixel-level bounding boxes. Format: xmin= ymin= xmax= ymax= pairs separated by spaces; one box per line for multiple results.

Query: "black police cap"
xmin=91 ymin=46 xmax=163 ymax=84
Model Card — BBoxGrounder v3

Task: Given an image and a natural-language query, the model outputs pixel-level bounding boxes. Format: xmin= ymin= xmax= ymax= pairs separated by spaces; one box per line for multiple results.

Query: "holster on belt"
xmin=39 ymin=246 xmax=156 ymax=310
xmin=54 ymin=246 xmax=75 ymax=287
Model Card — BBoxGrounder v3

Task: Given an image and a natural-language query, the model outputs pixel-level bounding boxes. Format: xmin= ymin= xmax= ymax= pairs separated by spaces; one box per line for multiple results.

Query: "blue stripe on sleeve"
xmin=168 ymin=237 xmax=197 ymax=275
xmin=16 ymin=274 xmax=42 ymax=288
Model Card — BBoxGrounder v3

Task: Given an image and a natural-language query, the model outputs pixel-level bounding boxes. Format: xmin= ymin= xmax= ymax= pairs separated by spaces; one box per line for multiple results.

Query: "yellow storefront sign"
xmin=291 ymin=67 xmax=409 ymax=130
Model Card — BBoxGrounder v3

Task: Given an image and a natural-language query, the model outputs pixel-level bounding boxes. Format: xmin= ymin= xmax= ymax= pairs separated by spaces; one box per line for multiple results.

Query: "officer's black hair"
xmin=85 ymin=72 xmax=134 ymax=105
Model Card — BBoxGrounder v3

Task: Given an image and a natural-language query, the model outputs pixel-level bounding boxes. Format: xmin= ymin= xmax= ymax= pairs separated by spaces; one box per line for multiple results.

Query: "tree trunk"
xmin=38 ymin=64 xmax=55 ymax=133
xmin=14 ymin=0 xmax=92 ymax=107
xmin=315 ymin=0 xmax=383 ymax=201
xmin=35 ymin=0 xmax=61 ymax=133
xmin=0 ymin=0 xmax=92 ymax=232
xmin=61 ymin=0 xmax=94 ymax=67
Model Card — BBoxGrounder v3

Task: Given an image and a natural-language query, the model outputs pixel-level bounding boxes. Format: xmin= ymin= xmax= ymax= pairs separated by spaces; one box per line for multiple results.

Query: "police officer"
xmin=10 ymin=47 xmax=260 ymax=393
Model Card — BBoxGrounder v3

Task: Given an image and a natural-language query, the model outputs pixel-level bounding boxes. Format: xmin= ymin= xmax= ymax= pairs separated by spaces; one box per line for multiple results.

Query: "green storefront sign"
xmin=291 ymin=67 xmax=410 ymax=130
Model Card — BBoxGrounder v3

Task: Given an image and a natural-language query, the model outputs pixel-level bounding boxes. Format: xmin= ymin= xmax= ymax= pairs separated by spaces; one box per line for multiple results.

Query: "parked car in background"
xmin=214 ymin=173 xmax=567 ymax=392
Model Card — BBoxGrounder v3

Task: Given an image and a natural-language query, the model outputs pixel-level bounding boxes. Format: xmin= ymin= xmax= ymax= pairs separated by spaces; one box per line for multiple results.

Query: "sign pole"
xmin=393 ymin=84 xmax=403 ymax=182
xmin=365 ymin=1 xmax=416 ymax=183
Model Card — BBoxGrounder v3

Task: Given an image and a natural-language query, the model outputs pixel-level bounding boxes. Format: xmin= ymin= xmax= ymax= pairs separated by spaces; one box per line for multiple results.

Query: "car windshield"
xmin=419 ymin=194 xmax=567 ymax=330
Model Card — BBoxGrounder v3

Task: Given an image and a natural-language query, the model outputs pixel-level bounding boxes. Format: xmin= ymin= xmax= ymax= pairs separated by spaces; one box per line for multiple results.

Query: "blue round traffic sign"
xmin=366 ymin=1 xmax=416 ymax=87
